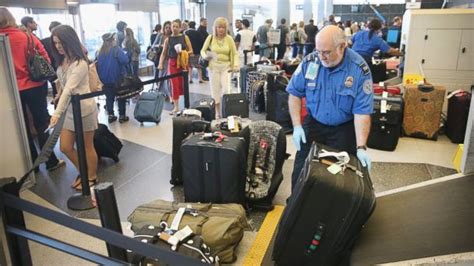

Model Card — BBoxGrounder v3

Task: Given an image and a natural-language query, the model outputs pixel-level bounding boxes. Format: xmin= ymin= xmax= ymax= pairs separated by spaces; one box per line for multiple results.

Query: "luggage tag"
xmin=305 ymin=62 xmax=319 ymax=80
xmin=381 ymin=91 xmax=388 ymax=114
xmin=327 ymin=163 xmax=342 ymax=175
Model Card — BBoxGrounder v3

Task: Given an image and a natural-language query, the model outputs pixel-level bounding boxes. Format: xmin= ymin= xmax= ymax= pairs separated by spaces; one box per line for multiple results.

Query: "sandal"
xmin=73 ymin=177 xmax=97 ymax=191
xmin=71 ymin=175 xmax=81 ymax=188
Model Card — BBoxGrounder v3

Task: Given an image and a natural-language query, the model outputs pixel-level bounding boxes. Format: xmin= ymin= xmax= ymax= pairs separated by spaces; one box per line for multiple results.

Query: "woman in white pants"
xmin=200 ymin=17 xmax=239 ymax=118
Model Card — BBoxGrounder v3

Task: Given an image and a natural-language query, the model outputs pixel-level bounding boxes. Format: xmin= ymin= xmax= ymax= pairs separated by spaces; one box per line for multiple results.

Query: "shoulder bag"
xmin=25 ymin=32 xmax=56 ymax=82
xmin=198 ymin=36 xmax=213 ymax=68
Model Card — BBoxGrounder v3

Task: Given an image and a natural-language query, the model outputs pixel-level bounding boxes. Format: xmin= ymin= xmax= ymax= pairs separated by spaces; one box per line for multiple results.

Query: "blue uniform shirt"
xmin=286 ymin=48 xmax=374 ymax=126
xmin=351 ymin=30 xmax=391 ymax=59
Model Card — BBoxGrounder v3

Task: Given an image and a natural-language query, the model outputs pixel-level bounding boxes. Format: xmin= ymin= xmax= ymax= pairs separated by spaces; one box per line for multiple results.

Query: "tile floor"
xmin=13 ymin=75 xmax=467 ymax=265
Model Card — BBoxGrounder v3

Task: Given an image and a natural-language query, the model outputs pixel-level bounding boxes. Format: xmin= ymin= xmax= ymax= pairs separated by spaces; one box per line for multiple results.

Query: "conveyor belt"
xmin=351 ymin=175 xmax=474 ymax=265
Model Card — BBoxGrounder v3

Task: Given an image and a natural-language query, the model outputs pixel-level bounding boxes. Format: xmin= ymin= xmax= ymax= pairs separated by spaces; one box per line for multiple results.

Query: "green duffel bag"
xmin=127 ymin=200 xmax=249 ymax=263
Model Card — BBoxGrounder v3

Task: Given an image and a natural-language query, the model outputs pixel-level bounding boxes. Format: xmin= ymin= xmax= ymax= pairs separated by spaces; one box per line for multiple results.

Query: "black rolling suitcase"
xmin=446 ymin=90 xmax=471 ymax=143
xmin=181 ymin=134 xmax=247 ymax=204
xmin=367 ymin=93 xmax=404 ymax=151
xmin=191 ymin=98 xmax=215 ymax=122
xmin=221 ymin=93 xmax=249 ymax=118
xmin=94 ymin=124 xmax=122 ymax=162
xmin=273 ymin=142 xmax=376 ymax=266
xmin=266 ymin=73 xmax=292 ymax=133
xmin=171 ymin=111 xmax=210 ymax=185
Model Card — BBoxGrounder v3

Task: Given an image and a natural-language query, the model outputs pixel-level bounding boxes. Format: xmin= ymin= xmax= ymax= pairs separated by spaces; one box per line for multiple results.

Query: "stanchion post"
xmin=0 ymin=178 xmax=32 ymax=265
xmin=94 ymin=182 xmax=127 ymax=261
xmin=182 ymin=70 xmax=190 ymax=108
xmin=67 ymin=94 xmax=94 ymax=211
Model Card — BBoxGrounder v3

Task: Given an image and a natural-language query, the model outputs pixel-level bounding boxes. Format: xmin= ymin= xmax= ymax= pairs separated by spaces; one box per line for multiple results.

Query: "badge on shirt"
xmin=363 ymin=79 xmax=373 ymax=95
xmin=345 ymin=76 xmax=354 ymax=88
xmin=305 ymin=62 xmax=319 ymax=80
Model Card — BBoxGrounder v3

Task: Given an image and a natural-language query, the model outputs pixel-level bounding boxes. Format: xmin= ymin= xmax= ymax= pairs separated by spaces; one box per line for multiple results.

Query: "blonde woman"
xmin=200 ymin=17 xmax=239 ymax=118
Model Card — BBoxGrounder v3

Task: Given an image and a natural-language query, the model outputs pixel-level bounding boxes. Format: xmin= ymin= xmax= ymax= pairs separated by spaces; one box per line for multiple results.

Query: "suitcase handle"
xmin=418 ymin=84 xmax=434 ymax=92
xmin=191 ymin=120 xmax=211 ymax=132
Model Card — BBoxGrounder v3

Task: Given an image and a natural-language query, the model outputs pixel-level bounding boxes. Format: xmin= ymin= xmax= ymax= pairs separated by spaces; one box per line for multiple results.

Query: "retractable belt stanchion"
xmin=94 ymin=182 xmax=127 ymax=261
xmin=67 ymin=72 xmax=186 ymax=210
xmin=67 ymin=94 xmax=94 ymax=210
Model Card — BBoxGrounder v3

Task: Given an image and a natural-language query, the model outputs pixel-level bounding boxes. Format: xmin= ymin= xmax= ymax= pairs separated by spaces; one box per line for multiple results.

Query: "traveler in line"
xmin=276 ymin=18 xmax=289 ymax=60
xmin=235 ymin=18 xmax=256 ymax=66
xmin=48 ymin=25 xmax=98 ymax=190
xmin=124 ymin=27 xmax=141 ymax=78
xmin=97 ymin=32 xmax=130 ymax=123
xmin=158 ymin=19 xmax=193 ymax=115
xmin=0 ymin=7 xmax=65 ymax=172
xmin=200 ymin=17 xmax=239 ymax=119
xmin=256 ymin=18 xmax=273 ymax=60
xmin=303 ymin=19 xmax=318 ymax=56
xmin=185 ymin=21 xmax=205 ymax=83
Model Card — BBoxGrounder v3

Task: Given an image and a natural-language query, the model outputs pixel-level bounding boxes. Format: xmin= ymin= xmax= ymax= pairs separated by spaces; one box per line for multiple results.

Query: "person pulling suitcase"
xmin=287 ymin=25 xmax=374 ymax=191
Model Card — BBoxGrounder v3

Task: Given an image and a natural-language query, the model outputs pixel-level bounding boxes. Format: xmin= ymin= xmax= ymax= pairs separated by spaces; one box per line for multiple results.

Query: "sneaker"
xmin=119 ymin=115 xmax=129 ymax=123
xmin=202 ymin=77 xmax=209 ymax=81
xmin=46 ymin=160 xmax=66 ymax=171
xmin=108 ymin=115 xmax=118 ymax=123
xmin=189 ymin=80 xmax=194 ymax=84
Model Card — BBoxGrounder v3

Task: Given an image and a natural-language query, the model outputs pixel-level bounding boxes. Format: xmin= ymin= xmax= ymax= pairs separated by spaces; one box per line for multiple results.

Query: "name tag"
xmin=305 ymin=62 xmax=319 ymax=80
xmin=307 ymin=82 xmax=316 ymax=87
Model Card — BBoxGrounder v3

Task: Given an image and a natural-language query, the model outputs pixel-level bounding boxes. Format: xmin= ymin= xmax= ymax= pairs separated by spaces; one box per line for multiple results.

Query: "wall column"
xmin=277 ymin=0 xmax=291 ymax=23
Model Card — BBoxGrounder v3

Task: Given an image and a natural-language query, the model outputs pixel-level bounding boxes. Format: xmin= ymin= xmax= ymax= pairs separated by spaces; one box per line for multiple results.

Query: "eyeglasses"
xmin=315 ymin=49 xmax=334 ymax=57
xmin=315 ymin=43 xmax=344 ymax=57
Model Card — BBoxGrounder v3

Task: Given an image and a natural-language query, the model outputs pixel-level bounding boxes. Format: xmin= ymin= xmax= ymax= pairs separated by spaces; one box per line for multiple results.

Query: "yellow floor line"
xmin=243 ymin=205 xmax=285 ymax=266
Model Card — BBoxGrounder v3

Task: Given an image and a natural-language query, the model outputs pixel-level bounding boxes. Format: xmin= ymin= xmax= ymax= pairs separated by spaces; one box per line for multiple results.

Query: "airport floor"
xmin=21 ymin=76 xmax=463 ymax=265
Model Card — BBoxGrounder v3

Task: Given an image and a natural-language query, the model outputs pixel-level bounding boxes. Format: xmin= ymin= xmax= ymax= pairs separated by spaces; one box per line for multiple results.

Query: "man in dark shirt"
xmin=40 ymin=21 xmax=61 ymax=105
xmin=276 ymin=18 xmax=289 ymax=60
xmin=185 ymin=21 xmax=205 ymax=83
xmin=304 ymin=19 xmax=318 ymax=56
xmin=197 ymin=17 xmax=209 ymax=39
xmin=197 ymin=18 xmax=209 ymax=81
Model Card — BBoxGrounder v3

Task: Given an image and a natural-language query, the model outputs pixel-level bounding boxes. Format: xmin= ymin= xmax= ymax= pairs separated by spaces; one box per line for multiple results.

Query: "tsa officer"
xmin=287 ymin=25 xmax=374 ymax=191
xmin=351 ymin=19 xmax=402 ymax=65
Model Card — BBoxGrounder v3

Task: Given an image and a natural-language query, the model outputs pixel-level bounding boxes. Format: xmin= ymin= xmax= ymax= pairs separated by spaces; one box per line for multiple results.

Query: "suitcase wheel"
xmin=248 ymin=192 xmax=256 ymax=200
xmin=113 ymin=156 xmax=120 ymax=163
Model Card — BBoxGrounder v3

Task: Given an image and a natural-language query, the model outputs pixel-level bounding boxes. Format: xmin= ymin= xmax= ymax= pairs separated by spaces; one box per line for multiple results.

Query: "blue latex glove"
xmin=357 ymin=148 xmax=372 ymax=171
xmin=292 ymin=126 xmax=307 ymax=151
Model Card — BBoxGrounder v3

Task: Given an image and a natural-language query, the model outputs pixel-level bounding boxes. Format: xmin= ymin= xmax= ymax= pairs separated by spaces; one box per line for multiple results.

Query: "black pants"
xmin=304 ymin=43 xmax=315 ymax=57
xmin=277 ymin=44 xmax=286 ymax=60
xmin=20 ymin=83 xmax=60 ymax=168
xmin=104 ymin=84 xmax=126 ymax=116
xmin=291 ymin=115 xmax=357 ymax=191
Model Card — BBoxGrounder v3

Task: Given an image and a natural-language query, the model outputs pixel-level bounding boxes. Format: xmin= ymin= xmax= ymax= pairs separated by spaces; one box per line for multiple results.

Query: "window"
xmin=160 ymin=0 xmax=181 ymax=23
xmin=116 ymin=11 xmax=155 ymax=66
xmin=80 ymin=3 xmax=116 ymax=59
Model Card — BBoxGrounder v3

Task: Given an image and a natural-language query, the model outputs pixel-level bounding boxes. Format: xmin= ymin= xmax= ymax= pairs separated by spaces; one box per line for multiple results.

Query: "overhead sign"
xmin=406 ymin=2 xmax=421 ymax=9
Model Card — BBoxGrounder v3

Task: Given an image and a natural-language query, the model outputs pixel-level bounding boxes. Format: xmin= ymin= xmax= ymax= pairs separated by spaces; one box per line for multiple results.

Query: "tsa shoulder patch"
xmin=363 ymin=79 xmax=373 ymax=94
xmin=359 ymin=62 xmax=370 ymax=76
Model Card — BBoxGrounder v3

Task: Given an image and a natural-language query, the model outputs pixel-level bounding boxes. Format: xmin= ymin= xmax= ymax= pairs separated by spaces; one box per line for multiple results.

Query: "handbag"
xmin=25 ymin=33 xmax=56 ymax=82
xmin=88 ymin=61 xmax=102 ymax=92
xmin=198 ymin=36 xmax=213 ymax=68
xmin=116 ymin=75 xmax=143 ymax=99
